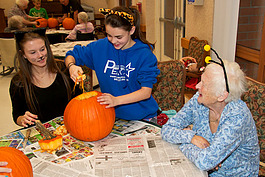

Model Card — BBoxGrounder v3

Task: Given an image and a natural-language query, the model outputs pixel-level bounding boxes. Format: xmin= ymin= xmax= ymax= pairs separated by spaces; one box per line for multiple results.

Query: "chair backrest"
xmin=55 ymin=59 xmax=93 ymax=92
xmin=0 ymin=38 xmax=16 ymax=67
xmin=152 ymin=60 xmax=186 ymax=112
xmin=241 ymin=77 xmax=265 ymax=162
xmin=181 ymin=37 xmax=209 ymax=69
xmin=76 ymin=30 xmax=94 ymax=41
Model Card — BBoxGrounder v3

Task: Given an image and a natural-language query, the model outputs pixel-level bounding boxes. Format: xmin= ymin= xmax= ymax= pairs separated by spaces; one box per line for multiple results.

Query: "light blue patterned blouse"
xmin=161 ymin=92 xmax=260 ymax=176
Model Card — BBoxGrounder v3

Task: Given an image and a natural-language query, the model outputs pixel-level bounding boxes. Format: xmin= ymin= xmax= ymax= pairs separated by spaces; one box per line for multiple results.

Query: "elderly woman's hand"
xmin=191 ymin=135 xmax=210 ymax=149
xmin=0 ymin=161 xmax=12 ymax=174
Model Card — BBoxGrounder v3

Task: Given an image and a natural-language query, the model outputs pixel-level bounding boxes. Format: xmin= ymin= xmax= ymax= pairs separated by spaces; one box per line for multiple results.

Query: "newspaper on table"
xmin=0 ymin=117 xmax=206 ymax=177
xmin=93 ymin=135 xmax=207 ymax=177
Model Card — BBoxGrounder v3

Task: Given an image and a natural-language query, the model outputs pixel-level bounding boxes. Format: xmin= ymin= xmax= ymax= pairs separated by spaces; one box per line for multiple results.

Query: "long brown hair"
xmin=13 ymin=31 xmax=71 ymax=114
xmin=105 ymin=6 xmax=154 ymax=51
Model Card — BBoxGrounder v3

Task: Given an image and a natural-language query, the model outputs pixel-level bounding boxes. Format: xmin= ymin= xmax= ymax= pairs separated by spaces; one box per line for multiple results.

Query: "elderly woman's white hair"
xmin=8 ymin=15 xmax=24 ymax=29
xmin=16 ymin=0 xmax=29 ymax=7
xmin=206 ymin=60 xmax=247 ymax=103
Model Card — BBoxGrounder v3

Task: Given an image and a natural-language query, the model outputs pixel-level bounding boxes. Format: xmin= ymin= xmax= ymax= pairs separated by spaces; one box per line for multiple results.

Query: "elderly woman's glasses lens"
xmin=204 ymin=45 xmax=230 ymax=93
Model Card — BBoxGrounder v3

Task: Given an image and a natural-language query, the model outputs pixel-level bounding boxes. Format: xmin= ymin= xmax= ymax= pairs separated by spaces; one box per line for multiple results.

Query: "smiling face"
xmin=106 ymin=24 xmax=135 ymax=50
xmin=22 ymin=38 xmax=47 ymax=68
xmin=196 ymin=67 xmax=219 ymax=107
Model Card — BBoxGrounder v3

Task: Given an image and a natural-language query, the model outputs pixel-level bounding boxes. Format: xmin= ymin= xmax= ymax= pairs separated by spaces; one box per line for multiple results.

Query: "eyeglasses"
xmin=204 ymin=45 xmax=230 ymax=93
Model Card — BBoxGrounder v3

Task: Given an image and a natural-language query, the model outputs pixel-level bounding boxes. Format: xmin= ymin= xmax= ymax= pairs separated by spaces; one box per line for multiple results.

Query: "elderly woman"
xmin=161 ymin=59 xmax=260 ymax=176
xmin=4 ymin=15 xmax=26 ymax=32
xmin=8 ymin=0 xmax=39 ymax=26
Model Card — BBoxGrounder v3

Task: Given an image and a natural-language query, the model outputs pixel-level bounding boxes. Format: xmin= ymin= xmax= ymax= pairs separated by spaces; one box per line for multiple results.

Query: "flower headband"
xmin=204 ymin=45 xmax=230 ymax=93
xmin=99 ymin=8 xmax=134 ymax=26
xmin=15 ymin=28 xmax=46 ymax=44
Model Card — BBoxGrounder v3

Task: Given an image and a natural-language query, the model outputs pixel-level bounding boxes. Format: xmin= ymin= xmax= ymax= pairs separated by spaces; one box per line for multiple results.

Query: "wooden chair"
xmin=241 ymin=77 xmax=265 ymax=176
xmin=181 ymin=37 xmax=210 ymax=97
xmin=152 ymin=60 xmax=186 ymax=112
xmin=55 ymin=59 xmax=93 ymax=92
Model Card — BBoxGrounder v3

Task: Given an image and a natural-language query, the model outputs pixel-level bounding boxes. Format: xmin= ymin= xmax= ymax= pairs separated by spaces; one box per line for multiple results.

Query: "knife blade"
xmin=23 ymin=129 xmax=31 ymax=149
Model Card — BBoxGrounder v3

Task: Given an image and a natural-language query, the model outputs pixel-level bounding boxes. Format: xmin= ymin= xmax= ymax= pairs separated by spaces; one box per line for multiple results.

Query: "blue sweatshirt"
xmin=66 ymin=38 xmax=160 ymax=120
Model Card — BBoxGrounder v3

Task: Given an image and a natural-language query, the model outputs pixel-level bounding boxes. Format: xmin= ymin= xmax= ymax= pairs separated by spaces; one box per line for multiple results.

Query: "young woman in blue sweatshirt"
xmin=65 ymin=6 xmax=160 ymax=120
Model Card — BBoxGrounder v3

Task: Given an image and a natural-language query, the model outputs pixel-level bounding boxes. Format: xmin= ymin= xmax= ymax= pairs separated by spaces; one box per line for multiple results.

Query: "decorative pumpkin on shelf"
xmin=47 ymin=17 xmax=58 ymax=28
xmin=62 ymin=17 xmax=75 ymax=30
xmin=0 ymin=147 xmax=33 ymax=177
xmin=35 ymin=18 xmax=48 ymax=28
xmin=64 ymin=91 xmax=116 ymax=142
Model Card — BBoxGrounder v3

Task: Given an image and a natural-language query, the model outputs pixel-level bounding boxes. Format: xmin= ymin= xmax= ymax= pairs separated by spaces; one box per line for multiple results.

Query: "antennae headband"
xmin=204 ymin=45 xmax=230 ymax=93
xmin=99 ymin=8 xmax=134 ymax=26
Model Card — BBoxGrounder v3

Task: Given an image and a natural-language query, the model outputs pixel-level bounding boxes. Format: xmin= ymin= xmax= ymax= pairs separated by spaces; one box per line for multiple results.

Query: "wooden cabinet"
xmin=0 ymin=8 xmax=7 ymax=32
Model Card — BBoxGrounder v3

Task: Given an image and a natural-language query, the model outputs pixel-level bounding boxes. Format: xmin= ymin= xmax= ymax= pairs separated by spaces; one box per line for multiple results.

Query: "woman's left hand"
xmin=97 ymin=93 xmax=118 ymax=108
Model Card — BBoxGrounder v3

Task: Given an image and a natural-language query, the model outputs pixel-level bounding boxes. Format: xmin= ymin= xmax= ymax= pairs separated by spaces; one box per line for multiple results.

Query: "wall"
xmin=237 ymin=0 xmax=265 ymax=50
xmin=212 ymin=0 xmax=240 ymax=61
xmin=185 ymin=0 xmax=214 ymax=45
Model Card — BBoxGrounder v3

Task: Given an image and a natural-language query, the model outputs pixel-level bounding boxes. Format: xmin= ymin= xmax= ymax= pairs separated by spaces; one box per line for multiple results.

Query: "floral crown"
xmin=99 ymin=8 xmax=134 ymax=26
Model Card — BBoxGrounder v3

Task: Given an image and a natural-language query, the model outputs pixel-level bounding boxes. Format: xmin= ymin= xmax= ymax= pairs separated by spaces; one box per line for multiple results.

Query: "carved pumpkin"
xmin=38 ymin=135 xmax=63 ymax=154
xmin=0 ymin=147 xmax=33 ymax=177
xmin=62 ymin=17 xmax=75 ymax=30
xmin=64 ymin=91 xmax=115 ymax=142
xmin=47 ymin=17 xmax=58 ymax=28
xmin=35 ymin=18 xmax=48 ymax=28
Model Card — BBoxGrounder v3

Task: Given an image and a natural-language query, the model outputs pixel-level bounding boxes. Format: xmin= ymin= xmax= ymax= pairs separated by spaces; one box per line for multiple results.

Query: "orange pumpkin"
xmin=64 ymin=91 xmax=115 ymax=142
xmin=35 ymin=18 xmax=48 ymax=28
xmin=62 ymin=17 xmax=75 ymax=30
xmin=38 ymin=135 xmax=63 ymax=154
xmin=0 ymin=147 xmax=33 ymax=177
xmin=47 ymin=17 xmax=58 ymax=28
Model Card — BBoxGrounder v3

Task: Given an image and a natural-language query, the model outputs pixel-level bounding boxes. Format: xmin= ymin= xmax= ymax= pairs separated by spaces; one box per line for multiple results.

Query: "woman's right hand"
xmin=0 ymin=161 xmax=12 ymax=174
xmin=191 ymin=135 xmax=210 ymax=149
xmin=19 ymin=111 xmax=38 ymax=127
xmin=69 ymin=65 xmax=84 ymax=82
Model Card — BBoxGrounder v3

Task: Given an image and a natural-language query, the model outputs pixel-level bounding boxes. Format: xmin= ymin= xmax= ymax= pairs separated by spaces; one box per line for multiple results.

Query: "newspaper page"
xmin=93 ymin=135 xmax=207 ymax=177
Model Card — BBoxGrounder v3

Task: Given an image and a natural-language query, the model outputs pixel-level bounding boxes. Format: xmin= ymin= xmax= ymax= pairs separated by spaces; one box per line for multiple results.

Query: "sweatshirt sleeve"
xmin=65 ymin=43 xmax=95 ymax=70
xmin=137 ymin=50 xmax=160 ymax=88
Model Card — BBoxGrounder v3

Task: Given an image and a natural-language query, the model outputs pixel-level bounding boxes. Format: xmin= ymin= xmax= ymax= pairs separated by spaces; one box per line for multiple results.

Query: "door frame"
xmin=155 ymin=0 xmax=185 ymax=62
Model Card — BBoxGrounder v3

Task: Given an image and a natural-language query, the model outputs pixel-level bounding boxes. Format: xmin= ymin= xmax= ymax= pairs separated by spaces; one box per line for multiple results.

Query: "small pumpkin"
xmin=64 ymin=91 xmax=115 ymax=142
xmin=62 ymin=17 xmax=75 ymax=30
xmin=0 ymin=147 xmax=33 ymax=177
xmin=47 ymin=17 xmax=58 ymax=28
xmin=35 ymin=18 xmax=48 ymax=28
